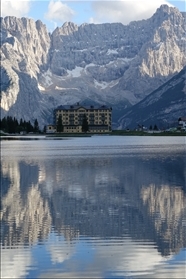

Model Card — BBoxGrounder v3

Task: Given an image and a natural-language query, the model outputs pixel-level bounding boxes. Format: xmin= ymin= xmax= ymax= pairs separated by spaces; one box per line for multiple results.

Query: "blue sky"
xmin=1 ymin=0 xmax=185 ymax=32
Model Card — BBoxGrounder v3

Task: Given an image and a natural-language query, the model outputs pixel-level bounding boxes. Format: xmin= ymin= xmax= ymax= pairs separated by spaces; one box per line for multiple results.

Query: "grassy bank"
xmin=46 ymin=130 xmax=186 ymax=137
xmin=110 ymin=130 xmax=186 ymax=136
xmin=1 ymin=131 xmax=186 ymax=138
xmin=46 ymin=133 xmax=92 ymax=137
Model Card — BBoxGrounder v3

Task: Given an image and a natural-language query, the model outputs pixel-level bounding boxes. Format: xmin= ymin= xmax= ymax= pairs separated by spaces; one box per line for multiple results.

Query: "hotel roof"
xmin=55 ymin=104 xmax=112 ymax=111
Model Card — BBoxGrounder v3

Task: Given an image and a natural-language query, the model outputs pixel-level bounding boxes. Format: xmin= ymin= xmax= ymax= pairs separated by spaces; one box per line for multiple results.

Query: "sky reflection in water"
xmin=1 ymin=136 xmax=186 ymax=278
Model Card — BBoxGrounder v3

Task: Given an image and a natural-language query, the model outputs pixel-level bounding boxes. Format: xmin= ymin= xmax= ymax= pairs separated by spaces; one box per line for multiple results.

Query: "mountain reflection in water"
xmin=1 ymin=136 xmax=186 ymax=278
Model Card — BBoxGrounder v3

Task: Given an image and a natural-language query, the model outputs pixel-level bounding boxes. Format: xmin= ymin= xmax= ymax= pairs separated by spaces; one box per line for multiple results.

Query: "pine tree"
xmin=34 ymin=119 xmax=39 ymax=133
xmin=154 ymin=124 xmax=158 ymax=131
xmin=26 ymin=121 xmax=34 ymax=133
xmin=0 ymin=117 xmax=37 ymax=134
xmin=1 ymin=117 xmax=8 ymax=132
xmin=82 ymin=114 xmax=89 ymax=132
xmin=57 ymin=115 xmax=63 ymax=132
xmin=43 ymin=125 xmax=46 ymax=133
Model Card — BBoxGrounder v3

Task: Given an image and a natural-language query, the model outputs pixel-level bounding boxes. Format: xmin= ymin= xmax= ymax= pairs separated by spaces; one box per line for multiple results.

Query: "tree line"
xmin=0 ymin=116 xmax=40 ymax=134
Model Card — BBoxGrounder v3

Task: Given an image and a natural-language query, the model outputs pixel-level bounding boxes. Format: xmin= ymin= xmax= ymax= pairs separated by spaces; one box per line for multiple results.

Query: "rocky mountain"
xmin=118 ymin=66 xmax=186 ymax=129
xmin=0 ymin=5 xmax=186 ymax=128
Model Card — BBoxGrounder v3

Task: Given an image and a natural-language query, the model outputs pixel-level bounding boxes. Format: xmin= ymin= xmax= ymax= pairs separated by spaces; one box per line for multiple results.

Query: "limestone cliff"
xmin=0 ymin=5 xmax=185 ymax=128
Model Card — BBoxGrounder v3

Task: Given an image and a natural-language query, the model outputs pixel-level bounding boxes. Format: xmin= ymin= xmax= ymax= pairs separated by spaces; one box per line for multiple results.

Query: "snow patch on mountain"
xmin=40 ymin=69 xmax=53 ymax=87
xmin=94 ymin=79 xmax=119 ymax=90
xmin=107 ymin=49 xmax=118 ymax=55
xmin=38 ymin=84 xmax=45 ymax=91
xmin=67 ymin=66 xmax=83 ymax=78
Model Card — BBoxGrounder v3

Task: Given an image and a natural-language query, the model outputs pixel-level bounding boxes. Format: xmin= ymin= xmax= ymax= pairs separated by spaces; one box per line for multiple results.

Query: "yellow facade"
xmin=54 ymin=104 xmax=112 ymax=133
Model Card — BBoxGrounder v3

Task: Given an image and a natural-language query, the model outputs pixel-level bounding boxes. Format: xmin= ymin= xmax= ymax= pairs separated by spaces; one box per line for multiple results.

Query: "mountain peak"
xmin=155 ymin=4 xmax=182 ymax=17
xmin=52 ymin=21 xmax=78 ymax=36
xmin=62 ymin=21 xmax=77 ymax=28
xmin=62 ymin=21 xmax=78 ymax=32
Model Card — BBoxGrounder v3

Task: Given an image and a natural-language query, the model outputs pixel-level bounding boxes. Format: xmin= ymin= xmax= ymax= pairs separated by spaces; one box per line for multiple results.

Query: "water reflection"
xmin=1 ymin=161 xmax=52 ymax=247
xmin=1 ymin=137 xmax=186 ymax=278
xmin=141 ymin=184 xmax=186 ymax=256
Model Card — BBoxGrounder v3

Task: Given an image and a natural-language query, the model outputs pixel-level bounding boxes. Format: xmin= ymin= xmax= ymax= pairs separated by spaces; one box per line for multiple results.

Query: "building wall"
xmin=46 ymin=125 xmax=56 ymax=133
xmin=54 ymin=105 xmax=112 ymax=133
xmin=178 ymin=121 xmax=186 ymax=131
xmin=178 ymin=120 xmax=186 ymax=127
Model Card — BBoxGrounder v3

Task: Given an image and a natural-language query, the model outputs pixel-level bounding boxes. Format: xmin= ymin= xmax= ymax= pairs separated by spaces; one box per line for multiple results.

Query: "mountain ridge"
xmin=118 ymin=66 xmax=186 ymax=129
xmin=0 ymin=4 xmax=185 ymax=128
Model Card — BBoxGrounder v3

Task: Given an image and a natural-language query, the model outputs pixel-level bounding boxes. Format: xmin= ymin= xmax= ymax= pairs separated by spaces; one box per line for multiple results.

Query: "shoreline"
xmin=1 ymin=130 xmax=186 ymax=139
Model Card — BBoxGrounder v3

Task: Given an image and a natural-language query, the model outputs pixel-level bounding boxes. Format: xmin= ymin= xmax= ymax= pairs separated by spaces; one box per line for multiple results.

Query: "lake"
xmin=1 ymin=135 xmax=186 ymax=278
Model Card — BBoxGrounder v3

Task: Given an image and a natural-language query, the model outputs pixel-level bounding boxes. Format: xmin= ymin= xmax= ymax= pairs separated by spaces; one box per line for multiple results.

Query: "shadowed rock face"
xmin=0 ymin=5 xmax=186 ymax=128
xmin=118 ymin=66 xmax=186 ymax=129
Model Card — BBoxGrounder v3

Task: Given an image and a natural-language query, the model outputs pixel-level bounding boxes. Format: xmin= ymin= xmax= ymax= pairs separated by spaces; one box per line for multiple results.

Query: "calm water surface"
xmin=1 ymin=136 xmax=186 ymax=278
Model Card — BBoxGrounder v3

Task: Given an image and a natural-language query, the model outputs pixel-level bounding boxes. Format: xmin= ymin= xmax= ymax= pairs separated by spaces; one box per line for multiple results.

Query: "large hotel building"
xmin=47 ymin=104 xmax=112 ymax=133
